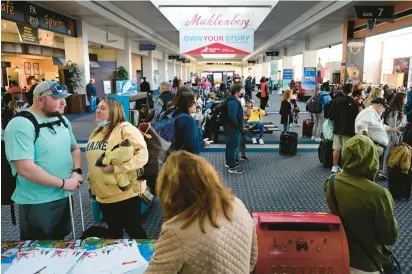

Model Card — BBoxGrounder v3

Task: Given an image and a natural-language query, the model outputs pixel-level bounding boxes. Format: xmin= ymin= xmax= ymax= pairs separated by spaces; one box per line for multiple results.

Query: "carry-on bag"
xmin=318 ymin=139 xmax=325 ymax=163
xmin=322 ymin=140 xmax=334 ymax=169
xmin=69 ymin=189 xmax=85 ymax=239
xmin=279 ymin=118 xmax=298 ymax=156
xmin=388 ymin=168 xmax=411 ymax=200
xmin=302 ymin=118 xmax=314 ymax=138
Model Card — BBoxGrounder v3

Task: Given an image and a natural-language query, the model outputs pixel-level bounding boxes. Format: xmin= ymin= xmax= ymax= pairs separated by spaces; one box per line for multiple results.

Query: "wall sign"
xmin=354 ymin=6 xmax=394 ymax=19
xmin=302 ymin=67 xmax=317 ymax=92
xmin=168 ymin=55 xmax=180 ymax=60
xmin=17 ymin=23 xmax=39 ymax=44
xmin=1 ymin=1 xmax=77 ymax=37
xmin=180 ymin=29 xmax=254 ymax=55
xmin=345 ymin=39 xmax=365 ymax=85
xmin=139 ymin=44 xmax=156 ymax=51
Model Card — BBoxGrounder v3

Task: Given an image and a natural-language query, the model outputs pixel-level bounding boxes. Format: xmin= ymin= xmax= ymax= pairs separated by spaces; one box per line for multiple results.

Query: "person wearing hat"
xmin=4 ymin=80 xmax=83 ymax=240
xmin=355 ymin=97 xmax=402 ymax=157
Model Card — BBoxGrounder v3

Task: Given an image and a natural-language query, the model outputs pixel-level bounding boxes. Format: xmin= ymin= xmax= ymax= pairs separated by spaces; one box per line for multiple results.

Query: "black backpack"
xmin=212 ymin=97 xmax=237 ymax=127
xmin=307 ymin=94 xmax=327 ymax=114
xmin=1 ymin=111 xmax=68 ymax=225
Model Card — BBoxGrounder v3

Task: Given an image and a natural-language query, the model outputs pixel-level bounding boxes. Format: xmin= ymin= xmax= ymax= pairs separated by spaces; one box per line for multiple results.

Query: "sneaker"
xmin=295 ymin=123 xmax=302 ymax=127
xmin=225 ymin=162 xmax=240 ymax=168
xmin=252 ymin=138 xmax=257 ymax=144
xmin=331 ymin=166 xmax=342 ymax=173
xmin=315 ymin=138 xmax=322 ymax=143
xmin=240 ymin=156 xmax=249 ymax=161
xmin=311 ymin=136 xmax=316 ymax=141
xmin=228 ymin=167 xmax=244 ymax=174
xmin=259 ymin=139 xmax=264 ymax=145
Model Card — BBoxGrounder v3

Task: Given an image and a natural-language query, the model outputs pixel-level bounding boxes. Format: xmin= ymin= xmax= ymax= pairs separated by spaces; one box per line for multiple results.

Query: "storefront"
xmin=1 ymin=1 xmax=77 ymax=89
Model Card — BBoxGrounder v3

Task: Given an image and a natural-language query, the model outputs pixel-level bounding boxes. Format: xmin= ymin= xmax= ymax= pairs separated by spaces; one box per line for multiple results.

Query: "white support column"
xmin=168 ymin=60 xmax=176 ymax=80
xmin=116 ymin=38 xmax=132 ymax=80
xmin=142 ymin=51 xmax=154 ymax=89
xmin=176 ymin=62 xmax=182 ymax=79
xmin=158 ymin=53 xmax=168 ymax=82
xmin=186 ymin=64 xmax=190 ymax=83
xmin=64 ymin=20 xmax=90 ymax=97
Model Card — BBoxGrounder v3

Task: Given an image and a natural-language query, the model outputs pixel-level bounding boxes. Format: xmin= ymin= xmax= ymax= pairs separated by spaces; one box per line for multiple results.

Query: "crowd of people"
xmin=1 ymin=76 xmax=410 ymax=273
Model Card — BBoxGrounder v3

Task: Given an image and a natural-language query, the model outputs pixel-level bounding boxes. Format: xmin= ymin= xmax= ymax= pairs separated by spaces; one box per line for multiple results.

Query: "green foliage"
xmin=117 ymin=66 xmax=129 ymax=81
xmin=64 ymin=61 xmax=83 ymax=90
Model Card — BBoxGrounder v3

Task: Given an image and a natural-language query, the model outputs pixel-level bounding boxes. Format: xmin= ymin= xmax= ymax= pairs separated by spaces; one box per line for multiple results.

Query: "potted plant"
xmin=64 ymin=61 xmax=83 ymax=93
xmin=117 ymin=66 xmax=129 ymax=81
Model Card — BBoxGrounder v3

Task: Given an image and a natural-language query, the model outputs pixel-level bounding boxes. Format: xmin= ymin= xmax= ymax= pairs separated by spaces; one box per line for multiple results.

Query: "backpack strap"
xmin=15 ymin=111 xmax=41 ymax=143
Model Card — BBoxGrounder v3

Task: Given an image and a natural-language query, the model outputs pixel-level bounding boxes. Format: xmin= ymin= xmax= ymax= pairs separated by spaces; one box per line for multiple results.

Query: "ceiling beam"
xmin=243 ymin=0 xmax=351 ymax=61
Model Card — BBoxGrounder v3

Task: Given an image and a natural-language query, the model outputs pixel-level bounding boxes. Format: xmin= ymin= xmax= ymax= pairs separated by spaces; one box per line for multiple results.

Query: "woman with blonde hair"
xmin=86 ymin=97 xmax=148 ymax=239
xmin=279 ymin=89 xmax=294 ymax=132
xmin=145 ymin=151 xmax=257 ymax=273
xmin=364 ymin=87 xmax=384 ymax=107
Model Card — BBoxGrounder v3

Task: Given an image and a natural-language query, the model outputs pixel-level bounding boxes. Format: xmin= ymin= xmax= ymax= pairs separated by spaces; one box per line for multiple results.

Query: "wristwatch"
xmin=72 ymin=168 xmax=83 ymax=175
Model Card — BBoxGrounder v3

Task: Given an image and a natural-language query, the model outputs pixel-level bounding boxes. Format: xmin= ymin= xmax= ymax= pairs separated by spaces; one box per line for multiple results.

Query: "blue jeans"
xmin=225 ymin=129 xmax=241 ymax=168
xmin=88 ymin=96 xmax=97 ymax=112
xmin=283 ymin=124 xmax=291 ymax=132
xmin=247 ymin=122 xmax=264 ymax=139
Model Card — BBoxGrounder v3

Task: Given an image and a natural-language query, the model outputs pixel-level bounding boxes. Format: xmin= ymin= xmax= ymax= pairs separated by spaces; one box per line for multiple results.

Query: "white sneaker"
xmin=252 ymin=138 xmax=257 ymax=144
xmin=331 ymin=166 xmax=342 ymax=173
xmin=259 ymin=139 xmax=264 ymax=145
xmin=315 ymin=138 xmax=322 ymax=142
xmin=311 ymin=136 xmax=316 ymax=140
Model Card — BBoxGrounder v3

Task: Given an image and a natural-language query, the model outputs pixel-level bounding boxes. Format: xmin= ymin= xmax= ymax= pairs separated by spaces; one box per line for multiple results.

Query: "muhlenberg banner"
xmin=179 ymin=29 xmax=254 ymax=55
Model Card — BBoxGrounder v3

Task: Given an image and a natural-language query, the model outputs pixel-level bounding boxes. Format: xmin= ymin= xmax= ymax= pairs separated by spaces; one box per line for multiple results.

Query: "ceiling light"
xmin=201 ymin=54 xmax=236 ymax=59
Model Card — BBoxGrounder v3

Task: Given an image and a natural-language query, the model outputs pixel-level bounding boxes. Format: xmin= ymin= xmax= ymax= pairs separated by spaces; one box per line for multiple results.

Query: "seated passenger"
xmin=324 ymin=135 xmax=398 ymax=274
xmin=172 ymin=89 xmax=210 ymax=155
xmin=245 ymin=99 xmax=267 ymax=144
xmin=145 ymin=151 xmax=257 ymax=273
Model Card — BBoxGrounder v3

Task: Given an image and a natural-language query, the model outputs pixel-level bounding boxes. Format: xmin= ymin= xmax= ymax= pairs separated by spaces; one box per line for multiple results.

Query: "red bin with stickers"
xmin=252 ymin=212 xmax=350 ymax=274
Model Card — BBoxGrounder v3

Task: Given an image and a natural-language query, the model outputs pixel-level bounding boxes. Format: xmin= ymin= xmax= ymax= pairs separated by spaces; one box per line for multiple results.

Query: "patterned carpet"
xmin=2 ymin=152 xmax=411 ymax=272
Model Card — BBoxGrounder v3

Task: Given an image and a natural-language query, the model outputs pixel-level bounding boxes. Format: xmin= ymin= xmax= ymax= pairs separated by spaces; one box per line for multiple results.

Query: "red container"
xmin=252 ymin=212 xmax=350 ymax=274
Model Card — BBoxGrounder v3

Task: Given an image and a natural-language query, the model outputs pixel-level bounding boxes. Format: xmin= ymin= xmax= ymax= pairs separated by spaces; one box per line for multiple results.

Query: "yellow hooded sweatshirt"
xmin=86 ymin=122 xmax=148 ymax=204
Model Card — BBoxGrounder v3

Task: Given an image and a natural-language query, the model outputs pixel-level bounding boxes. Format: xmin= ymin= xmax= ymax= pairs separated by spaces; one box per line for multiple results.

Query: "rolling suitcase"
xmin=302 ymin=119 xmax=314 ymax=138
xmin=318 ymin=139 xmax=324 ymax=163
xmin=279 ymin=131 xmax=298 ymax=156
xmin=322 ymin=140 xmax=334 ymax=169
xmin=69 ymin=189 xmax=85 ymax=239
xmin=388 ymin=168 xmax=411 ymax=200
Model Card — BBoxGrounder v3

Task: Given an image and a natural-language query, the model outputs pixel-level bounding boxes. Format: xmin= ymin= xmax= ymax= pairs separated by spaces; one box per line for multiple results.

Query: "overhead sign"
xmin=1 ymin=1 xmax=77 ymax=37
xmin=180 ymin=29 xmax=254 ymax=55
xmin=248 ymin=61 xmax=256 ymax=64
xmin=168 ymin=55 xmax=179 ymax=60
xmin=354 ymin=6 xmax=394 ymax=19
xmin=266 ymin=51 xmax=279 ymax=57
xmin=184 ymin=13 xmax=250 ymax=29
xmin=139 ymin=44 xmax=156 ymax=51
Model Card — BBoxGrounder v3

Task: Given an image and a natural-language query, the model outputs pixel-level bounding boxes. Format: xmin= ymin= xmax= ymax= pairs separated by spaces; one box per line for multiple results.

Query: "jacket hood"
xmin=342 ymin=135 xmax=379 ymax=181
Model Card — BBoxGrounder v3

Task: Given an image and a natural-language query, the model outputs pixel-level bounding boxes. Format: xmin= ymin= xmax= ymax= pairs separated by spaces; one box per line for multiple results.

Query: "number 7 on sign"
xmin=378 ymin=8 xmax=384 ymax=16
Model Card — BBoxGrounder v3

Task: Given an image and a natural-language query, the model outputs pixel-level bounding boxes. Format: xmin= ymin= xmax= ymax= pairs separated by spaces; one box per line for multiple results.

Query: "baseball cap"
xmin=33 ymin=81 xmax=71 ymax=99
xmin=370 ymin=97 xmax=389 ymax=108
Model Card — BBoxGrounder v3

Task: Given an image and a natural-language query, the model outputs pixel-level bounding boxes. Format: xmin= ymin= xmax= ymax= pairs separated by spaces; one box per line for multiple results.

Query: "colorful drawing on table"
xmin=116 ymin=80 xmax=138 ymax=95
xmin=5 ymin=248 xmax=54 ymax=274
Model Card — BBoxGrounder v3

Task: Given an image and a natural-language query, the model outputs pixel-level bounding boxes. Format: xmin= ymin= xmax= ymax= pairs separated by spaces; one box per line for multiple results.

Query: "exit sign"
xmin=354 ymin=6 xmax=394 ymax=19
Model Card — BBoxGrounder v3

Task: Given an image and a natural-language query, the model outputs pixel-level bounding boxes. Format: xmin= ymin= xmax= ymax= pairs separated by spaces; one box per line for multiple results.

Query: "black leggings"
xmin=99 ymin=196 xmax=147 ymax=239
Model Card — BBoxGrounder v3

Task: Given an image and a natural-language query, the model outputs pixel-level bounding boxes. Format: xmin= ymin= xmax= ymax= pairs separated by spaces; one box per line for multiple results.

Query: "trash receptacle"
xmin=252 ymin=212 xmax=350 ymax=274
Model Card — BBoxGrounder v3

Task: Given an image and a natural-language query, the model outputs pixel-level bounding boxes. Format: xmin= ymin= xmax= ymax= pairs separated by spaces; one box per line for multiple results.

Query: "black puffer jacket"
xmin=328 ymin=95 xmax=359 ymax=136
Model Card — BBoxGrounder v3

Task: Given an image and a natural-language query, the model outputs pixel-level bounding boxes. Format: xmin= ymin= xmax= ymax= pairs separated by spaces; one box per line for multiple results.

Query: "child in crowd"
xmin=291 ymin=88 xmax=301 ymax=127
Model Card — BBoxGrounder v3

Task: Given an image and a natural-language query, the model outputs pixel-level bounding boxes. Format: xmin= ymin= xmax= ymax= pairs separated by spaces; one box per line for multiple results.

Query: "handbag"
xmin=329 ymin=174 xmax=401 ymax=274
xmin=256 ymin=91 xmax=262 ymax=99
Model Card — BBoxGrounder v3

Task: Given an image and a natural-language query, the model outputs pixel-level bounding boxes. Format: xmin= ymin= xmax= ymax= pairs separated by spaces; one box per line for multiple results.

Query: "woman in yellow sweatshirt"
xmin=86 ymin=97 xmax=149 ymax=239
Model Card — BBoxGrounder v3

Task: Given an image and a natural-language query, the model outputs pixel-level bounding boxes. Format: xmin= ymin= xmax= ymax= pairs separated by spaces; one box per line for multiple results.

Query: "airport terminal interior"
xmin=1 ymin=0 xmax=412 ymax=273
